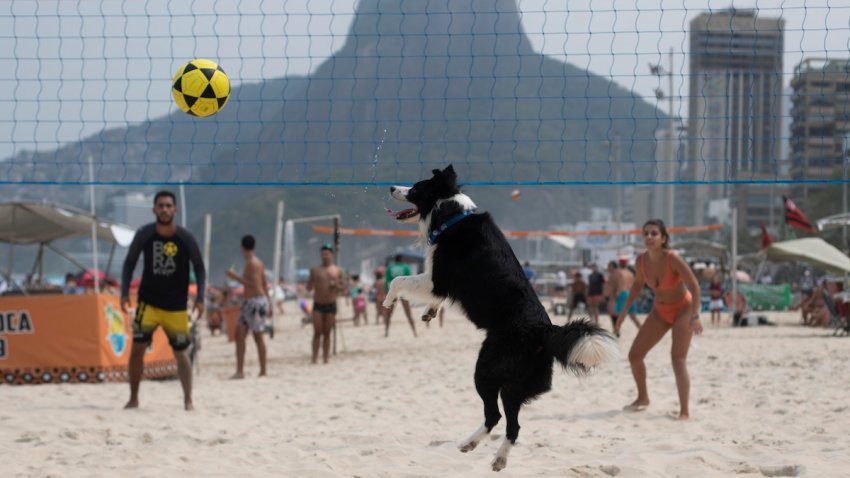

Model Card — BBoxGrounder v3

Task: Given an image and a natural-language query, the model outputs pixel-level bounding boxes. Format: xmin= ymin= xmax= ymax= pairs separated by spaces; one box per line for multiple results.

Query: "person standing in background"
xmin=225 ymin=235 xmax=271 ymax=379
xmin=373 ymin=267 xmax=387 ymax=326
xmin=587 ymin=263 xmax=605 ymax=324
xmin=708 ymin=275 xmax=724 ymax=326
xmin=307 ymin=244 xmax=343 ymax=364
xmin=384 ymin=254 xmax=417 ymax=338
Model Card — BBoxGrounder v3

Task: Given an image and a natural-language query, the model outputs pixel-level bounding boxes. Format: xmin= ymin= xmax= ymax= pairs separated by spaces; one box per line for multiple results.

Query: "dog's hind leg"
xmin=459 ymin=423 xmax=488 ymax=453
xmin=491 ymin=390 xmax=525 ymax=471
xmin=421 ymin=299 xmax=444 ymax=322
xmin=459 ymin=382 xmax=501 ymax=453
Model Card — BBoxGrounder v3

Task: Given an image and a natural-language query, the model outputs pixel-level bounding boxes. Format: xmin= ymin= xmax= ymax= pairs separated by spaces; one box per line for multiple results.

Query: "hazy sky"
xmin=1 ymin=0 xmax=848 ymax=162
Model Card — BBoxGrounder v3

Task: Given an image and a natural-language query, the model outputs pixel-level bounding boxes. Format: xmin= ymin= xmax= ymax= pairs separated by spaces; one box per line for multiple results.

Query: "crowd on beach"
xmin=4 ymin=189 xmax=848 ymax=420
xmin=534 ymin=258 xmax=846 ymax=333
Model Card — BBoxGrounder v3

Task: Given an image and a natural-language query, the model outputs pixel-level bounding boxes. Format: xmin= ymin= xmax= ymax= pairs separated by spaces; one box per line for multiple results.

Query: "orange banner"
xmin=0 ymin=294 xmax=176 ymax=385
xmin=312 ymin=223 xmax=724 ymax=238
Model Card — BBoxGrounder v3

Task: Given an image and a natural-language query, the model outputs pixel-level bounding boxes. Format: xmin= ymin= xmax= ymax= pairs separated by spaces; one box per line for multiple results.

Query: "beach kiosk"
xmin=0 ymin=202 xmax=177 ymax=384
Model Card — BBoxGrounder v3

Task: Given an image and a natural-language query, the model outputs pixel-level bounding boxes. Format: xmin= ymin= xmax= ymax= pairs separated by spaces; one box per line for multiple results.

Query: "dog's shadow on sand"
xmin=529 ymin=409 xmax=621 ymax=422
xmin=531 ymin=409 xmax=684 ymax=423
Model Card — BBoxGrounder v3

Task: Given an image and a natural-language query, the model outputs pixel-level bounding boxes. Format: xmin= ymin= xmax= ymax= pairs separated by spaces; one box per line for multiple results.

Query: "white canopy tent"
xmin=0 ymin=202 xmax=135 ymax=291
xmin=816 ymin=212 xmax=850 ymax=232
xmin=0 ymin=202 xmax=134 ymax=246
xmin=546 ymin=235 xmax=577 ymax=250
xmin=762 ymin=237 xmax=850 ymax=275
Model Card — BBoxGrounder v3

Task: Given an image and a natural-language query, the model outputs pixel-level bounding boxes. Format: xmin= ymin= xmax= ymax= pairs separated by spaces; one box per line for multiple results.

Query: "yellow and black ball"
xmin=171 ymin=59 xmax=230 ymax=117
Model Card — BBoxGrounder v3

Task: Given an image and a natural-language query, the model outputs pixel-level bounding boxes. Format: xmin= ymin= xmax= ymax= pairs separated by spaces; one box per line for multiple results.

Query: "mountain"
xmin=1 ymin=0 xmax=665 ymax=278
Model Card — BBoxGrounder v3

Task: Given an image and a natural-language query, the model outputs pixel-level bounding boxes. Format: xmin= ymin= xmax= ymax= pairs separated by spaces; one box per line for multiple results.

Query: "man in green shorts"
xmin=384 ymin=254 xmax=417 ymax=338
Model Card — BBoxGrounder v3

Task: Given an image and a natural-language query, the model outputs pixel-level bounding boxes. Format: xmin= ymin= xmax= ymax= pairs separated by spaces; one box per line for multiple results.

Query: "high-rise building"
xmin=631 ymin=119 xmax=687 ymax=227
xmin=685 ymin=9 xmax=784 ymax=230
xmin=789 ymin=58 xmax=850 ymax=202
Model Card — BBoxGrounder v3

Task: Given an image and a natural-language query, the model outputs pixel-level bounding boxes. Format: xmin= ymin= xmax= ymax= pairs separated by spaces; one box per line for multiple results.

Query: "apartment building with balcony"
xmin=789 ymin=58 xmax=850 ymax=202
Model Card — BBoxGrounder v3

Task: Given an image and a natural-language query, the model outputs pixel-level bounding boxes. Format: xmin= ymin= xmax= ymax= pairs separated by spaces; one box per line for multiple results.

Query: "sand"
xmin=2 ymin=302 xmax=849 ymax=477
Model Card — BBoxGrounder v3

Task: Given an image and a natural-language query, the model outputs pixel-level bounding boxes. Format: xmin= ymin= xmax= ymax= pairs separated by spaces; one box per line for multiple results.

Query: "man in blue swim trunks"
xmin=608 ymin=260 xmax=641 ymax=335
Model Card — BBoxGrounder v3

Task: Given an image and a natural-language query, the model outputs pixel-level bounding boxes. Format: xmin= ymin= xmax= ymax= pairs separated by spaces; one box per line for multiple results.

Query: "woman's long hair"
xmin=643 ymin=219 xmax=671 ymax=249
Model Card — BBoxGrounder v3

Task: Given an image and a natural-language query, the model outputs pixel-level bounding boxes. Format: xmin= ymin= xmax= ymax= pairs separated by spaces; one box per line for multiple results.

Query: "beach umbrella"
xmin=77 ymin=269 xmax=118 ymax=288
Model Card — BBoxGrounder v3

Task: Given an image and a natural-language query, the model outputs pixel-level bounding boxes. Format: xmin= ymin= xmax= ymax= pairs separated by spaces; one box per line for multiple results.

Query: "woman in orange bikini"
xmin=615 ymin=219 xmax=703 ymax=420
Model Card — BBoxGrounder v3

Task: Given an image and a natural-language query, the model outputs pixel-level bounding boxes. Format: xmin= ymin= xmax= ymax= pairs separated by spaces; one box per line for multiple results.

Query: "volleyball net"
xmin=0 ymin=0 xmax=848 ymax=188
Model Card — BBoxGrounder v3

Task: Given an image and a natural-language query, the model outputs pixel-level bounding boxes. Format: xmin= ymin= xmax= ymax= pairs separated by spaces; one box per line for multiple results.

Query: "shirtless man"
xmin=567 ymin=271 xmax=588 ymax=320
xmin=609 ymin=261 xmax=642 ymax=332
xmin=307 ymin=244 xmax=343 ymax=364
xmin=226 ymin=235 xmax=270 ymax=378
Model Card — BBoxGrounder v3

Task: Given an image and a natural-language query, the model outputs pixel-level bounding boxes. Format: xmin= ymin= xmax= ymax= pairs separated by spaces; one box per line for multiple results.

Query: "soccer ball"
xmin=171 ymin=59 xmax=230 ymax=117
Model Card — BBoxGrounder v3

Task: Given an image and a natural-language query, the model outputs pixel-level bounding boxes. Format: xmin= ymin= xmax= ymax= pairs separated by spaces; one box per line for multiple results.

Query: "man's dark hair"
xmin=608 ymin=261 xmax=618 ymax=269
xmin=394 ymin=254 xmax=403 ymax=262
xmin=153 ymin=190 xmax=176 ymax=206
xmin=241 ymin=235 xmax=255 ymax=251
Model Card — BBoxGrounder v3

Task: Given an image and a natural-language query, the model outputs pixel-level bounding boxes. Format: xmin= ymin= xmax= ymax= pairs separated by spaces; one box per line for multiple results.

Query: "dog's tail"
xmin=546 ymin=320 xmax=620 ymax=375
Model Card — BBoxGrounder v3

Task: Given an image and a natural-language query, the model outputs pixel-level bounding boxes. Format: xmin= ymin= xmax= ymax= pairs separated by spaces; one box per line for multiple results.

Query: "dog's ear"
xmin=432 ymin=168 xmax=442 ymax=177
xmin=442 ymin=165 xmax=457 ymax=184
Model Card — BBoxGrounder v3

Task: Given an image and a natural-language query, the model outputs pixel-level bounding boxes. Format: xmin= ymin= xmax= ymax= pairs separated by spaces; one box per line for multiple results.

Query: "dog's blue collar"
xmin=428 ymin=209 xmax=477 ymax=245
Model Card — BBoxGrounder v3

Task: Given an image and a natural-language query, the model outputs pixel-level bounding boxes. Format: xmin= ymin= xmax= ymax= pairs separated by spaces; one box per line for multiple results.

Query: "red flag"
xmin=783 ymin=196 xmax=816 ymax=233
xmin=759 ymin=223 xmax=774 ymax=249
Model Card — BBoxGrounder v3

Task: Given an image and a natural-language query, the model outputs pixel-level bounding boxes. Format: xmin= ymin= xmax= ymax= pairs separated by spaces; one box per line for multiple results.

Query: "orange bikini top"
xmin=639 ymin=251 xmax=681 ymax=292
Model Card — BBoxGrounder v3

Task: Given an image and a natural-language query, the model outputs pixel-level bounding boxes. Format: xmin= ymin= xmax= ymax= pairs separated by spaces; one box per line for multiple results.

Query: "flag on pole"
xmin=759 ymin=223 xmax=774 ymax=249
xmin=782 ymin=196 xmax=816 ymax=233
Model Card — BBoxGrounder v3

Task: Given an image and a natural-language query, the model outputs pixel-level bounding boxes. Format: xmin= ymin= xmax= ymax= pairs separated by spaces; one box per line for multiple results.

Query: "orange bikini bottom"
xmin=654 ymin=290 xmax=692 ymax=325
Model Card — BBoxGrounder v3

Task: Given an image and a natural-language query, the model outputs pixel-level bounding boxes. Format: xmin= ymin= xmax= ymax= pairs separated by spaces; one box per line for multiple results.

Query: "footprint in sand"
xmin=16 ymin=432 xmax=42 ymax=443
xmin=599 ymin=465 xmax=621 ymax=476
xmin=759 ymin=464 xmax=804 ymax=477
xmin=427 ymin=440 xmax=451 ymax=447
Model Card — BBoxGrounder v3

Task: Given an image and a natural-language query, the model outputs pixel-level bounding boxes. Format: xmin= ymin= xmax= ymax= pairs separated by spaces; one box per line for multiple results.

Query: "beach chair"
xmin=831 ymin=292 xmax=850 ymax=337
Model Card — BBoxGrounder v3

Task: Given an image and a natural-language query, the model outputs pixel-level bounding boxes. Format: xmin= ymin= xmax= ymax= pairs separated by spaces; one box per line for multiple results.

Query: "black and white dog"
xmin=384 ymin=165 xmax=619 ymax=472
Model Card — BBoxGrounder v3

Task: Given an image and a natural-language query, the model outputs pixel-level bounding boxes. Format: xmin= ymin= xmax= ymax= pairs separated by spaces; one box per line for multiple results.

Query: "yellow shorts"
xmin=133 ymin=302 xmax=191 ymax=350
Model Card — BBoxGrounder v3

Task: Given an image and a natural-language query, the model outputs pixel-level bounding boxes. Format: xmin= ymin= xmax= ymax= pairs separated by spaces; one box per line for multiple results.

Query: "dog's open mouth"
xmin=391 ymin=207 xmax=419 ymax=221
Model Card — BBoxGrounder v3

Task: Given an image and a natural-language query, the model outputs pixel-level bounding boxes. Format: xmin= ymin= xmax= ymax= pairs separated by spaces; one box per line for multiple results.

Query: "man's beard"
xmin=156 ymin=214 xmax=174 ymax=225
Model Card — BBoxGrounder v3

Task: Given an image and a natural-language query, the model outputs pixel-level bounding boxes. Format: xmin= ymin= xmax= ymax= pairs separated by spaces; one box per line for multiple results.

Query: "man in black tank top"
xmin=587 ymin=263 xmax=605 ymax=324
xmin=120 ymin=191 xmax=206 ymax=411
